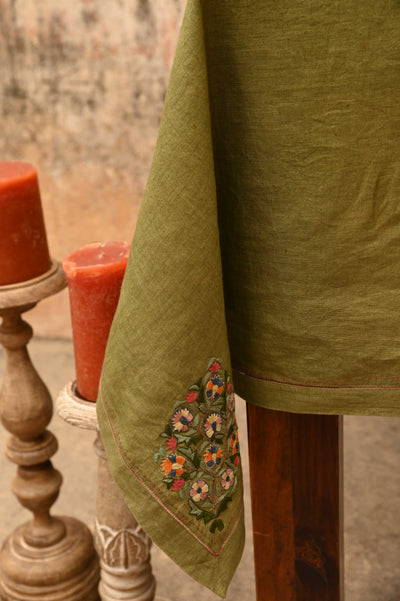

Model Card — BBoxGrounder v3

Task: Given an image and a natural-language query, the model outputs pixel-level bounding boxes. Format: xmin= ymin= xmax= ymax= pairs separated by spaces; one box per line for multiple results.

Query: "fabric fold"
xmin=97 ymin=0 xmax=245 ymax=596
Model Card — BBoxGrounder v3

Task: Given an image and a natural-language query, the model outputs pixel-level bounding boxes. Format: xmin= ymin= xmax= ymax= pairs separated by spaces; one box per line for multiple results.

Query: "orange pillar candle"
xmin=0 ymin=161 xmax=51 ymax=285
xmin=63 ymin=241 xmax=130 ymax=402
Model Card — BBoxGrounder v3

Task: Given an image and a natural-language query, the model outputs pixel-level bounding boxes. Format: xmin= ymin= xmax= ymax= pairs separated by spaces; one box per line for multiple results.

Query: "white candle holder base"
xmin=56 ymin=381 xmax=157 ymax=601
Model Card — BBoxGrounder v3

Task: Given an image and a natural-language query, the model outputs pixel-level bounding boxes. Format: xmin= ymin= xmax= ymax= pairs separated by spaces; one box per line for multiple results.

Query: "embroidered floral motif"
xmin=161 ymin=454 xmax=185 ymax=478
xmin=204 ymin=412 xmax=223 ymax=438
xmin=221 ymin=468 xmax=235 ymax=490
xmin=171 ymin=408 xmax=194 ymax=432
xmin=190 ymin=480 xmax=209 ymax=502
xmin=154 ymin=358 xmax=241 ymax=534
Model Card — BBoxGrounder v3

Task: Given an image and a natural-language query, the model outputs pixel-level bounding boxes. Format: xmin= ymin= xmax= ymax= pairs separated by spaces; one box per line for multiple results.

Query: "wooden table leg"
xmin=246 ymin=405 xmax=344 ymax=601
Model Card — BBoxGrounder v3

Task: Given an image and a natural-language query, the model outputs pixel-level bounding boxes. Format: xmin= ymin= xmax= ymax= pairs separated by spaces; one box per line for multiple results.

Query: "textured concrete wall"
xmin=0 ymin=0 xmax=186 ymax=337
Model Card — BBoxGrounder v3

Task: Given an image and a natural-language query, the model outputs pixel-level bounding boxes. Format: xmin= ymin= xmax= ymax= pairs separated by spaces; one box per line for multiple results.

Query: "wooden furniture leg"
xmin=57 ymin=382 xmax=156 ymax=601
xmin=247 ymin=405 xmax=344 ymax=601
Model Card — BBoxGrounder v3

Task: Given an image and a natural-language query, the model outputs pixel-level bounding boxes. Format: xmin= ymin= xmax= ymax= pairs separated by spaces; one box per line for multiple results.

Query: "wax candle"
xmin=63 ymin=241 xmax=130 ymax=402
xmin=0 ymin=161 xmax=51 ymax=286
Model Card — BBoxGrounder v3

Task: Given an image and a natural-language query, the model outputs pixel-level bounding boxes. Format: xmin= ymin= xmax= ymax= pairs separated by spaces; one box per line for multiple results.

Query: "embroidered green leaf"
xmin=198 ymin=403 xmax=208 ymax=413
xmin=199 ymin=441 xmax=209 ymax=453
xmin=216 ymin=465 xmax=226 ymax=477
xmin=189 ymin=499 xmax=202 ymax=517
xmin=164 ymin=423 xmax=173 ymax=437
xmin=192 ymin=413 xmax=201 ymax=428
xmin=179 ymin=447 xmax=195 ymax=462
xmin=184 ymin=428 xmax=197 ymax=437
xmin=192 ymin=450 xmax=201 ymax=469
xmin=200 ymin=500 xmax=214 ymax=510
xmin=172 ymin=400 xmax=184 ymax=412
xmin=210 ymin=519 xmax=224 ymax=533
xmin=231 ymin=476 xmax=238 ymax=496
xmin=188 ymin=433 xmax=203 ymax=446
xmin=202 ymin=511 xmax=215 ymax=525
xmin=153 ymin=452 xmax=160 ymax=465
xmin=181 ymin=471 xmax=191 ymax=481
xmin=225 ymin=457 xmax=235 ymax=469
xmin=217 ymin=496 xmax=232 ymax=517
xmin=179 ymin=488 xmax=186 ymax=501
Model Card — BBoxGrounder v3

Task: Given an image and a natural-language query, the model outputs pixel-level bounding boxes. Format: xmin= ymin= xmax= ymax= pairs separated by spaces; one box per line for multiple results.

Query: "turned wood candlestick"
xmin=0 ymin=262 xmax=100 ymax=601
xmin=56 ymin=381 xmax=157 ymax=601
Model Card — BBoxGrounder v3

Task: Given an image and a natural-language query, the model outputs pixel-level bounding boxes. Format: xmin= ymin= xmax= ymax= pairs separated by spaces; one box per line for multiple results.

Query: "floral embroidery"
xmin=172 ymin=479 xmax=185 ymax=491
xmin=204 ymin=412 xmax=223 ymax=438
xmin=171 ymin=408 xmax=194 ymax=432
xmin=166 ymin=437 xmax=178 ymax=451
xmin=190 ymin=480 xmax=209 ymax=502
xmin=186 ymin=390 xmax=198 ymax=403
xmin=204 ymin=444 xmax=222 ymax=468
xmin=227 ymin=392 xmax=235 ymax=412
xmin=154 ymin=358 xmax=241 ymax=533
xmin=221 ymin=468 xmax=235 ymax=490
xmin=161 ymin=454 xmax=185 ymax=477
xmin=229 ymin=431 xmax=239 ymax=455
xmin=206 ymin=377 xmax=224 ymax=400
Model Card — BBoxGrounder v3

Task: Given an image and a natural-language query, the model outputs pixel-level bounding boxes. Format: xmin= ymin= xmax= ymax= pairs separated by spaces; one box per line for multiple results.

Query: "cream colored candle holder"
xmin=56 ymin=381 xmax=157 ymax=601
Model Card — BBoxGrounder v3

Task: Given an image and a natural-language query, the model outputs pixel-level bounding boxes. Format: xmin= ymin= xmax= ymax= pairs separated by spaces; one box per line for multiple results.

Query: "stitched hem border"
xmin=233 ymin=366 xmax=400 ymax=389
xmin=101 ymin=394 xmax=244 ymax=557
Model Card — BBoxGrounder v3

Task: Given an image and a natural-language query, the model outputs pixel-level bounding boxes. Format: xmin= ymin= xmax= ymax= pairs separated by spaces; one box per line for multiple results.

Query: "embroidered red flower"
xmin=209 ymin=361 xmax=221 ymax=373
xmin=234 ymin=455 xmax=240 ymax=467
xmin=227 ymin=381 xmax=232 ymax=393
xmin=172 ymin=479 xmax=185 ymax=491
xmin=166 ymin=437 xmax=177 ymax=451
xmin=186 ymin=390 xmax=198 ymax=403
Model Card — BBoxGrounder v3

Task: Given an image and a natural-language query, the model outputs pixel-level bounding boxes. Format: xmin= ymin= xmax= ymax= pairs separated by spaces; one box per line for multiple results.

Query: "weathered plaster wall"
xmin=0 ymin=0 xmax=186 ymax=337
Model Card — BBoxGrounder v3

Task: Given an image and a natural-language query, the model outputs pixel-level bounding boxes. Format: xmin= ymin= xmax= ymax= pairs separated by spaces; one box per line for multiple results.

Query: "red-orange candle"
xmin=0 ymin=161 xmax=51 ymax=285
xmin=63 ymin=241 xmax=130 ymax=402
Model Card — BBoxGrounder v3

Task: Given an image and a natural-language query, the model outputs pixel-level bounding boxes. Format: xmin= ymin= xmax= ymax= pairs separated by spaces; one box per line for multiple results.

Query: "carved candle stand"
xmin=0 ymin=261 xmax=100 ymax=601
xmin=56 ymin=381 xmax=156 ymax=601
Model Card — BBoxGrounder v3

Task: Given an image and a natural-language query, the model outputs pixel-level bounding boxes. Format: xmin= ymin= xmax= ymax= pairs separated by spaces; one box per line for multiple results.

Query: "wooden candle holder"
xmin=56 ymin=381 xmax=156 ymax=601
xmin=0 ymin=262 xmax=100 ymax=601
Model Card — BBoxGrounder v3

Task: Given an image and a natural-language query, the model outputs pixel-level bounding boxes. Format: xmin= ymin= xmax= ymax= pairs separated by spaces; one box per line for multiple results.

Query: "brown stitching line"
xmin=103 ymin=398 xmax=244 ymax=553
xmin=233 ymin=366 xmax=400 ymax=389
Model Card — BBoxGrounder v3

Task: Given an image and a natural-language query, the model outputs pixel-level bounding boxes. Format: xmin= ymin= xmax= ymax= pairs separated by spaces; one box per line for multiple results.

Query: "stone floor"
xmin=0 ymin=335 xmax=399 ymax=600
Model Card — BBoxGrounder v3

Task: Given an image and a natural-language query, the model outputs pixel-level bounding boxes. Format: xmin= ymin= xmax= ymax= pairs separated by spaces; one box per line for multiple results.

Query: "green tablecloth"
xmin=97 ymin=0 xmax=400 ymax=595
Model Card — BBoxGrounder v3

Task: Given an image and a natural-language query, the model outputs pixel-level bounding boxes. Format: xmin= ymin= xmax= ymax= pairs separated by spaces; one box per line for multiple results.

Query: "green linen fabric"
xmin=98 ymin=0 xmax=400 ymax=596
